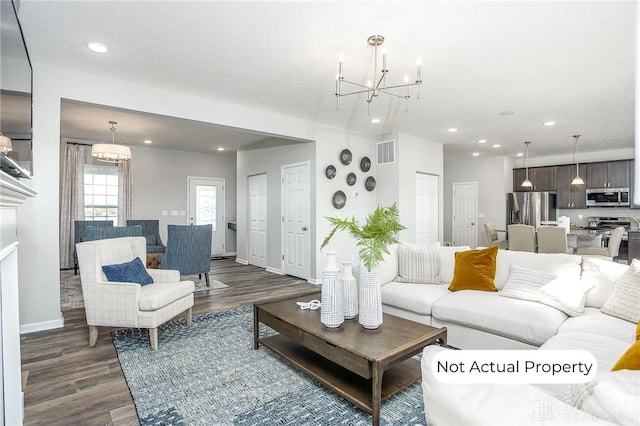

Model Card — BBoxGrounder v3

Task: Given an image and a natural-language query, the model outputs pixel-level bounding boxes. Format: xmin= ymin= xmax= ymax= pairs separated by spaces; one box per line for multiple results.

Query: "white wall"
xmin=444 ymin=156 xmax=514 ymax=247
xmin=236 ymin=142 xmax=315 ymax=272
xmin=131 ymin=145 xmax=237 ymax=253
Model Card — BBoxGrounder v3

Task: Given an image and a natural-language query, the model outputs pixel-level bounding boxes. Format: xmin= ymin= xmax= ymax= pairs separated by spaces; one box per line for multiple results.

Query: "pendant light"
xmin=571 ymin=134 xmax=584 ymax=185
xmin=91 ymin=121 xmax=132 ymax=163
xmin=521 ymin=141 xmax=533 ymax=188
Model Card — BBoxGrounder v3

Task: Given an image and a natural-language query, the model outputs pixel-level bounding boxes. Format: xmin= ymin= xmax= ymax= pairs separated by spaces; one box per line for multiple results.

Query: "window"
xmin=84 ymin=165 xmax=118 ymax=225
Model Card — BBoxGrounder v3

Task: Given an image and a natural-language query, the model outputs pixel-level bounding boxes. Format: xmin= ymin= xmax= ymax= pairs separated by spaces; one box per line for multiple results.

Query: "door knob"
xmin=302 ymin=227 xmax=308 ymax=231
xmin=471 ymin=222 xmax=475 ymax=226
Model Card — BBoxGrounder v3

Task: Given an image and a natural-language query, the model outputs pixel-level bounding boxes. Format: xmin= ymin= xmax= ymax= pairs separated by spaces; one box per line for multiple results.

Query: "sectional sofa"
xmin=378 ymin=243 xmax=639 ymax=425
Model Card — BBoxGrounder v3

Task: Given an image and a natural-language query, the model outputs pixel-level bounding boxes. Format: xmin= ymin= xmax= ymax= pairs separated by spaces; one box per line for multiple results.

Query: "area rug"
xmin=112 ymin=306 xmax=427 ymax=425
xmin=61 ymin=267 xmax=228 ymax=310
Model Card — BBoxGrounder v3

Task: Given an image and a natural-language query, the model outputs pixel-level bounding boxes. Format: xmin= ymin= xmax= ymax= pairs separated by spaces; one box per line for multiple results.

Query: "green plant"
xmin=321 ymin=203 xmax=406 ymax=270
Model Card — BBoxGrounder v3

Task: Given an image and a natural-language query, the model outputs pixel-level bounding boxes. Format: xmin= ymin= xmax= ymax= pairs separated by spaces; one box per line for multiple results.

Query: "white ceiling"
xmin=15 ymin=1 xmax=636 ymax=160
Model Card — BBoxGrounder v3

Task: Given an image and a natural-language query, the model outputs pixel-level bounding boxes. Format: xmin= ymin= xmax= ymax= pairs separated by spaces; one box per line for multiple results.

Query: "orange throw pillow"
xmin=611 ymin=320 xmax=640 ymax=371
xmin=448 ymin=246 xmax=499 ymax=292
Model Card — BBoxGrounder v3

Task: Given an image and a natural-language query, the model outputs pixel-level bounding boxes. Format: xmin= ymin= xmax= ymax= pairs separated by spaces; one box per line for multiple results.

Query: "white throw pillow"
xmin=537 ymin=278 xmax=594 ymax=317
xmin=438 ymin=245 xmax=471 ymax=284
xmin=581 ymin=257 xmax=628 ymax=308
xmin=601 ymin=260 xmax=640 ymax=323
xmin=395 ymin=243 xmax=440 ymax=284
xmin=499 ymin=264 xmax=556 ymax=301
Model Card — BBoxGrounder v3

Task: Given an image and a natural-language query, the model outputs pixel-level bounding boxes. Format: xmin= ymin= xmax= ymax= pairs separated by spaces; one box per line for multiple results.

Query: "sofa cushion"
xmin=557 ymin=307 xmax=637 ymax=344
xmin=102 ymin=257 xmax=154 ymax=285
xmin=612 ymin=339 xmax=640 ymax=371
xmin=432 ymin=290 xmax=568 ymax=346
xmin=395 ymin=243 xmax=440 ymax=284
xmin=378 ymin=243 xmax=398 ymax=285
xmin=601 ymin=259 xmax=640 ymax=323
xmin=581 ymin=257 xmax=628 ymax=308
xmin=448 ymin=246 xmax=498 ymax=292
xmin=494 ymin=250 xmax=582 ymax=290
xmin=438 ymin=245 xmax=471 ymax=284
xmin=381 ymin=281 xmax=449 ymax=316
xmin=138 ymin=280 xmax=194 ymax=311
xmin=500 ymin=264 xmax=556 ymax=300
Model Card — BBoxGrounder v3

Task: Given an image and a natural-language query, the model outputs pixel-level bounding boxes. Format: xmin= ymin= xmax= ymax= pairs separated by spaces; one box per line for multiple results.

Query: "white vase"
xmin=358 ymin=260 xmax=383 ymax=329
xmin=321 ymin=252 xmax=344 ymax=328
xmin=341 ymin=261 xmax=358 ymax=319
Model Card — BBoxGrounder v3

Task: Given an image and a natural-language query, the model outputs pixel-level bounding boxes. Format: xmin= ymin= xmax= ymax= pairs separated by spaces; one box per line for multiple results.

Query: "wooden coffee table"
xmin=253 ymin=292 xmax=447 ymax=425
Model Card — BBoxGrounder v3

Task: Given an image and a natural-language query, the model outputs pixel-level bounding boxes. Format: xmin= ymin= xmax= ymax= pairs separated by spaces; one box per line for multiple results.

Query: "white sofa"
xmin=378 ymin=244 xmax=639 ymax=425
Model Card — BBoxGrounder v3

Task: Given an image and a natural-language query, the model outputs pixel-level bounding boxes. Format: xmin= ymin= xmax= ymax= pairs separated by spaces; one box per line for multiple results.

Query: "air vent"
xmin=377 ymin=140 xmax=395 ymax=165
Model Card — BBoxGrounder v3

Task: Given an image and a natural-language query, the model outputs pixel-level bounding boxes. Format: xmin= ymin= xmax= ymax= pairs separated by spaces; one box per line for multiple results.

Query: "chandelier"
xmin=335 ymin=35 xmax=422 ymax=114
xmin=91 ymin=121 xmax=132 ymax=163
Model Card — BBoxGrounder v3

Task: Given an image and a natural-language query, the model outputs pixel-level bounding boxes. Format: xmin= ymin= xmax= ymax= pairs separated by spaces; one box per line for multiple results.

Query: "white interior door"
xmin=248 ymin=173 xmax=267 ymax=268
xmin=187 ymin=177 xmax=224 ymax=256
xmin=452 ymin=182 xmax=478 ymax=247
xmin=416 ymin=172 xmax=439 ymax=246
xmin=282 ymin=162 xmax=310 ymax=280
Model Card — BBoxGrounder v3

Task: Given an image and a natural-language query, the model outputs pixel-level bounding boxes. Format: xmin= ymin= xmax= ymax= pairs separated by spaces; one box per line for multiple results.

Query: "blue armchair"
xmin=74 ymin=220 xmax=113 ymax=275
xmin=83 ymin=225 xmax=143 ymax=242
xmin=127 ymin=220 xmax=166 ymax=253
xmin=160 ymin=224 xmax=213 ymax=287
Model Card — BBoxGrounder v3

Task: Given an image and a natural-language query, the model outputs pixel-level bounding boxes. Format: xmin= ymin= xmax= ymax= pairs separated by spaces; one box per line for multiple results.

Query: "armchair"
xmin=127 ymin=219 xmax=166 ymax=253
xmin=76 ymin=236 xmax=194 ymax=351
xmin=84 ymin=224 xmax=143 ymax=241
xmin=73 ymin=220 xmax=113 ymax=275
xmin=160 ymin=224 xmax=213 ymax=287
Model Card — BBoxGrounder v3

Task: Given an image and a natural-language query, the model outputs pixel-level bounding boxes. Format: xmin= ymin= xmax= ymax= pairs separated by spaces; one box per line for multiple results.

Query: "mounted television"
xmin=0 ymin=0 xmax=33 ymax=178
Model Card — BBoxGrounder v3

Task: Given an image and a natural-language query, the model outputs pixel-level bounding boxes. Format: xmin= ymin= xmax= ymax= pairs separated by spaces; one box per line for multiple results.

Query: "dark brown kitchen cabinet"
xmin=555 ymin=164 xmax=586 ymax=208
xmin=586 ymin=160 xmax=630 ymax=188
xmin=512 ymin=166 xmax=556 ymax=192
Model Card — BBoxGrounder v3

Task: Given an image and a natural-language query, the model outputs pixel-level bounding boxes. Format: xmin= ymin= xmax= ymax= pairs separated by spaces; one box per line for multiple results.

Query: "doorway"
xmin=452 ymin=182 xmax=478 ymax=247
xmin=187 ymin=177 xmax=225 ymax=256
xmin=248 ymin=173 xmax=267 ymax=268
xmin=416 ymin=172 xmax=439 ymax=245
xmin=281 ymin=161 xmax=310 ymax=280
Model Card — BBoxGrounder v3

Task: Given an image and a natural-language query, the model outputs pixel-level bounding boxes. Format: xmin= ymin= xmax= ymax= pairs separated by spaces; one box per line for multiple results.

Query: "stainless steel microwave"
xmin=586 ymin=188 xmax=630 ymax=206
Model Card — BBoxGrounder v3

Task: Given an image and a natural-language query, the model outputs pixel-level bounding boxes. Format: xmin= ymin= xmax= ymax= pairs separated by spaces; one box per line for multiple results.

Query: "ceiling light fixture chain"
xmin=521 ymin=141 xmax=533 ymax=188
xmin=571 ymin=134 xmax=584 ymax=185
xmin=335 ymin=34 xmax=422 ymax=115
xmin=91 ymin=120 xmax=132 ymax=163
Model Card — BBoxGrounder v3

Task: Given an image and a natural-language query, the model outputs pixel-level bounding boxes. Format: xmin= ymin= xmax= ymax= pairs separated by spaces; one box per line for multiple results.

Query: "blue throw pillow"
xmin=102 ymin=257 xmax=154 ymax=286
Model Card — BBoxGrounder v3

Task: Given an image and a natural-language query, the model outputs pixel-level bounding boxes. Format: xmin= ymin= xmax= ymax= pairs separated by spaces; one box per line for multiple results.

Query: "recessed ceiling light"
xmin=544 ymin=121 xmax=556 ymax=126
xmin=87 ymin=41 xmax=108 ymax=53
xmin=217 ymin=147 xmax=225 ymax=151
xmin=472 ymin=152 xmax=480 ymax=157
xmin=516 ymin=153 xmax=524 ymax=157
xmin=448 ymin=128 xmax=458 ymax=133
xmin=143 ymin=139 xmax=153 ymax=144
xmin=499 ymin=111 xmax=514 ymax=116
xmin=370 ymin=118 xmax=381 ymax=124
xmin=478 ymin=139 xmax=487 ymax=144
xmin=492 ymin=144 xmax=501 ymax=148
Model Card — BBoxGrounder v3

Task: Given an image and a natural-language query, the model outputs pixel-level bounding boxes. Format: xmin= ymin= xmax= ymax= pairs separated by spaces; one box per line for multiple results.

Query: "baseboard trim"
xmin=235 ymin=258 xmax=248 ymax=265
xmin=20 ymin=317 xmax=64 ymax=334
xmin=222 ymin=251 xmax=237 ymax=257
xmin=307 ymin=278 xmax=321 ymax=285
xmin=266 ymin=266 xmax=283 ymax=275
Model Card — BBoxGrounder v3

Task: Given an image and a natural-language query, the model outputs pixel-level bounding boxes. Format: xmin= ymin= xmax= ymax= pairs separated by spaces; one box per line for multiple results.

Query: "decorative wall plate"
xmin=365 ymin=176 xmax=376 ymax=191
xmin=325 ymin=165 xmax=336 ymax=179
xmin=346 ymin=172 xmax=357 ymax=186
xmin=360 ymin=157 xmax=371 ymax=172
xmin=340 ymin=149 xmax=353 ymax=165
xmin=332 ymin=190 xmax=347 ymax=209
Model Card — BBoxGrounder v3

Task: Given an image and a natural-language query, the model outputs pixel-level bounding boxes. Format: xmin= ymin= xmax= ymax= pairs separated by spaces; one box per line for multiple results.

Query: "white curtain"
xmin=118 ymin=158 xmax=133 ymax=226
xmin=59 ymin=144 xmax=86 ymax=269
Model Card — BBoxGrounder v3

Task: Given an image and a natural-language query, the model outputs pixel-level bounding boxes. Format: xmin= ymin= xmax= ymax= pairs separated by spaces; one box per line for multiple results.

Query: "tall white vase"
xmin=321 ymin=252 xmax=344 ymax=328
xmin=358 ymin=261 xmax=383 ymax=329
xmin=341 ymin=261 xmax=358 ymax=319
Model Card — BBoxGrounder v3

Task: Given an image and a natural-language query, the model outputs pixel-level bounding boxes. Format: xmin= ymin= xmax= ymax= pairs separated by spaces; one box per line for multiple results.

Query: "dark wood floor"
xmin=20 ymin=258 xmax=319 ymax=426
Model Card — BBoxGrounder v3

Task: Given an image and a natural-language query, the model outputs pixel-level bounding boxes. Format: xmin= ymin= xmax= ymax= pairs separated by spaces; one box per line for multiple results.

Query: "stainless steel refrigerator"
xmin=507 ymin=192 xmax=557 ymax=229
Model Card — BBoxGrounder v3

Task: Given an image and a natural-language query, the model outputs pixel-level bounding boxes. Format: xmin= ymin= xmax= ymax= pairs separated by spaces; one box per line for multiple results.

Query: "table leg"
xmin=253 ymin=305 xmax=259 ymax=350
xmin=371 ymin=360 xmax=382 ymax=426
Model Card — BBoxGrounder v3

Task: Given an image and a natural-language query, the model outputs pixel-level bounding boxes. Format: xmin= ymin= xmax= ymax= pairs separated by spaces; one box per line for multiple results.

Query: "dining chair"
xmin=536 ymin=226 xmax=569 ymax=254
xmin=160 ymin=224 xmax=213 ymax=286
xmin=484 ymin=223 xmax=508 ymax=249
xmin=127 ymin=219 xmax=166 ymax=253
xmin=73 ymin=220 xmax=113 ymax=275
xmin=507 ymin=224 xmax=536 ymax=252
xmin=576 ymin=227 xmax=625 ymax=261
